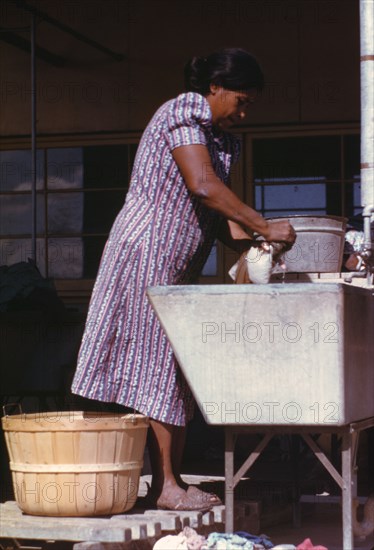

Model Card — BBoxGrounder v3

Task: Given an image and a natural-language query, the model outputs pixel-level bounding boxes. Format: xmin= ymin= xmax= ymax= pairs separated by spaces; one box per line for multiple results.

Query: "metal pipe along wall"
xmin=360 ymin=0 xmax=374 ymax=222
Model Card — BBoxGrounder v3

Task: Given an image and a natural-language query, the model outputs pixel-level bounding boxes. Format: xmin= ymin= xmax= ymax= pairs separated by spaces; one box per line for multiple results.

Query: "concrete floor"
xmin=177 ymin=422 xmax=374 ymax=550
xmin=138 ymin=472 xmax=374 ymax=550
xmin=263 ymin=506 xmax=374 ymax=550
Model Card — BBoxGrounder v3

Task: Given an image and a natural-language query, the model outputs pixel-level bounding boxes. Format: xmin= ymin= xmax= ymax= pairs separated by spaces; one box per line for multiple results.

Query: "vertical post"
xmin=291 ymin=435 xmax=301 ymax=528
xmin=341 ymin=430 xmax=354 ymax=550
xmin=224 ymin=428 xmax=235 ymax=533
xmin=31 ymin=13 xmax=37 ymax=264
xmin=360 ymin=0 xmax=374 ymax=283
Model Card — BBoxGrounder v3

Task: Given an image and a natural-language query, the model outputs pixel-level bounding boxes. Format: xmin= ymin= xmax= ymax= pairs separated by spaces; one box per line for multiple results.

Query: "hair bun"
xmin=184 ymin=56 xmax=209 ymax=93
xmin=191 ymin=56 xmax=207 ymax=70
xmin=184 ymin=49 xmax=264 ymax=96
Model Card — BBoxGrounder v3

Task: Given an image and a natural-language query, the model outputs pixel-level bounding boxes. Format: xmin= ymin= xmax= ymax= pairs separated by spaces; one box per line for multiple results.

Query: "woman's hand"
xmin=262 ymin=220 xmax=296 ymax=245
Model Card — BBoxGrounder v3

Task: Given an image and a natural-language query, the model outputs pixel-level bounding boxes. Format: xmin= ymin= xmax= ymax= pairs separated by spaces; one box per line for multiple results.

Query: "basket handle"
xmin=2 ymin=403 xmax=23 ymax=417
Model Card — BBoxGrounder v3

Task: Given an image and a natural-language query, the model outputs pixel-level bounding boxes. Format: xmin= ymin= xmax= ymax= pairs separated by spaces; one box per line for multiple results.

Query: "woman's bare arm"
xmin=216 ymin=220 xmax=254 ymax=253
xmin=172 ymin=144 xmax=295 ymax=244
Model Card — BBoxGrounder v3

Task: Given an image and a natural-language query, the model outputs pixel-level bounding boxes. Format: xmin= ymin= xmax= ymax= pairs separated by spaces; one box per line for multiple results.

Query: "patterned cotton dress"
xmin=71 ymin=92 xmax=240 ymax=426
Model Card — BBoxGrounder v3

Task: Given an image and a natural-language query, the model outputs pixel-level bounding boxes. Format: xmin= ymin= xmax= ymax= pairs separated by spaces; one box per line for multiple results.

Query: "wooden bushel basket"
xmin=1 ymin=411 xmax=149 ymax=516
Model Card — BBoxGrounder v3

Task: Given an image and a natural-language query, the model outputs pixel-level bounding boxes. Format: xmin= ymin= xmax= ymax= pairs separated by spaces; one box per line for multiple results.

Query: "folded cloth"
xmin=153 ymin=534 xmax=188 ymax=549
xmin=184 ymin=526 xmax=207 ymax=550
xmin=202 ymin=532 xmax=255 ymax=549
xmin=228 ymin=241 xmax=286 ymax=284
xmin=296 ymin=538 xmax=328 ymax=550
xmin=235 ymin=531 xmax=274 ymax=548
xmin=153 ymin=527 xmax=207 ymax=550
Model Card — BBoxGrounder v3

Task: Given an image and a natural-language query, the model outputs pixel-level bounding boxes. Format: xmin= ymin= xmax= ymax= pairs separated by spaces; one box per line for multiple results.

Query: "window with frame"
xmin=1 ymin=130 xmax=361 ymax=283
xmin=252 ymin=134 xmax=361 ymax=220
xmin=0 ymin=144 xmax=137 ymax=279
xmin=0 ymin=143 xmax=220 ymax=280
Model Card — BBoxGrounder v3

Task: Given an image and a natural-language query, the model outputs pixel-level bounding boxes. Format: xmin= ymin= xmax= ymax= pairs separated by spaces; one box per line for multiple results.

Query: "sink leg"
xmin=291 ymin=435 xmax=301 ymax=528
xmin=225 ymin=428 xmax=235 ymax=533
xmin=342 ymin=430 xmax=355 ymax=550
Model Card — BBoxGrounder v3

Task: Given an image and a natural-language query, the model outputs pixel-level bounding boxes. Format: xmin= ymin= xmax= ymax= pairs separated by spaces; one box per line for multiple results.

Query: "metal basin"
xmin=268 ymin=215 xmax=347 ymax=273
xmin=147 ymin=283 xmax=374 ymax=426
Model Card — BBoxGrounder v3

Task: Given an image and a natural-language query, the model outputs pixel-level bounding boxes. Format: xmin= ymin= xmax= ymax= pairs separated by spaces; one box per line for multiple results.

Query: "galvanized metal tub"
xmin=147 ymin=283 xmax=374 ymax=426
xmin=268 ymin=215 xmax=347 ymax=272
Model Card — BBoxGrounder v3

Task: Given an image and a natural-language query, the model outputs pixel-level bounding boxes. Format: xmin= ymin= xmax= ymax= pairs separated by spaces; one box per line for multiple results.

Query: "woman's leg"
xmin=147 ymin=419 xmax=221 ymax=509
xmin=147 ymin=419 xmax=186 ymax=501
xmin=171 ymin=424 xmax=187 ymax=486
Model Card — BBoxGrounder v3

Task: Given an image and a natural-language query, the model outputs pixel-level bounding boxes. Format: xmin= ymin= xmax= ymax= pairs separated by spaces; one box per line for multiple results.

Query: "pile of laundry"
xmin=153 ymin=528 xmax=328 ymax=550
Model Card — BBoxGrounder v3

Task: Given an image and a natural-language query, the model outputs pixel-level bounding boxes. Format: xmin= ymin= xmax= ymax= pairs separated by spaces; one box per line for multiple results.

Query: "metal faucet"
xmin=343 ymin=206 xmax=374 ymax=286
xmin=362 ymin=205 xmax=374 ymax=286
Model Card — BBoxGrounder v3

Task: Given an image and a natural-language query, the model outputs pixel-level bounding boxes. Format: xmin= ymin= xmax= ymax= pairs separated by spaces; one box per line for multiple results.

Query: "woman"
xmin=71 ymin=48 xmax=296 ymax=511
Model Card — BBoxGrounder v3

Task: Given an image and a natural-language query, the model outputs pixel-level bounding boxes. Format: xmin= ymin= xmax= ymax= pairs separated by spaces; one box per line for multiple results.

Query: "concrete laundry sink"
xmin=147 ymin=283 xmax=374 ymax=426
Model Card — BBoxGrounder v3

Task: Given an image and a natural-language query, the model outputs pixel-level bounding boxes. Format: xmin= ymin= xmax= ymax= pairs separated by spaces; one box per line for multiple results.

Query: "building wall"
xmin=0 ymin=0 xmax=361 ymax=298
xmin=0 ymin=0 xmax=360 ymax=137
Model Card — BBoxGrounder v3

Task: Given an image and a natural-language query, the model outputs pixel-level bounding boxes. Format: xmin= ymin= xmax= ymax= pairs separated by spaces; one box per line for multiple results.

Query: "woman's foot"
xmin=175 ymin=476 xmax=222 ymax=506
xmin=156 ymin=485 xmax=213 ymax=512
xmin=185 ymin=485 xmax=222 ymax=506
xmin=136 ymin=482 xmax=221 ymax=511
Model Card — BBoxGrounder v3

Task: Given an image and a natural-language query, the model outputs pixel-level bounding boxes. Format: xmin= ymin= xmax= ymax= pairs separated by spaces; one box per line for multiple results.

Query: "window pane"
xmin=82 ymin=146 xmax=130 ymax=238
xmin=0 ymin=195 xmax=45 ymax=234
xmin=253 ymin=136 xmax=342 ymax=218
xmin=82 ymin=236 xmax=107 ymax=279
xmin=0 ymin=238 xmax=46 ymax=275
xmin=263 ymin=183 xmax=326 ymax=211
xmin=47 ymin=148 xmax=83 ymax=190
xmin=48 ymin=192 xmax=83 ymax=233
xmin=255 ymin=186 xmax=263 ymax=211
xmin=253 ymin=136 xmax=340 ymax=181
xmin=0 ymin=238 xmax=82 ymax=278
xmin=0 ymin=150 xmax=44 ymax=191
xmin=83 ymin=190 xmax=126 ymax=234
xmin=344 ymin=135 xmax=360 ymax=179
xmin=1 ymin=144 xmax=136 ymax=279
xmin=48 ymin=237 xmax=83 ymax=279
xmin=201 ymin=243 xmax=217 ymax=276
xmin=83 ymin=145 xmax=130 ymax=189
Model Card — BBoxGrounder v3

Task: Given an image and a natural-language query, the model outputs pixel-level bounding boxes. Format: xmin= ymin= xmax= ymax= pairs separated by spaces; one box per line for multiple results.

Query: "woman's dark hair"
xmin=184 ymin=48 xmax=264 ymax=95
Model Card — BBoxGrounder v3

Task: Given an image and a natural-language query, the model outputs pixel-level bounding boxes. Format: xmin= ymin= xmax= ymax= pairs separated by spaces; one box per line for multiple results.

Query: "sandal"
xmin=186 ymin=485 xmax=222 ymax=506
xmin=157 ymin=488 xmax=213 ymax=512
